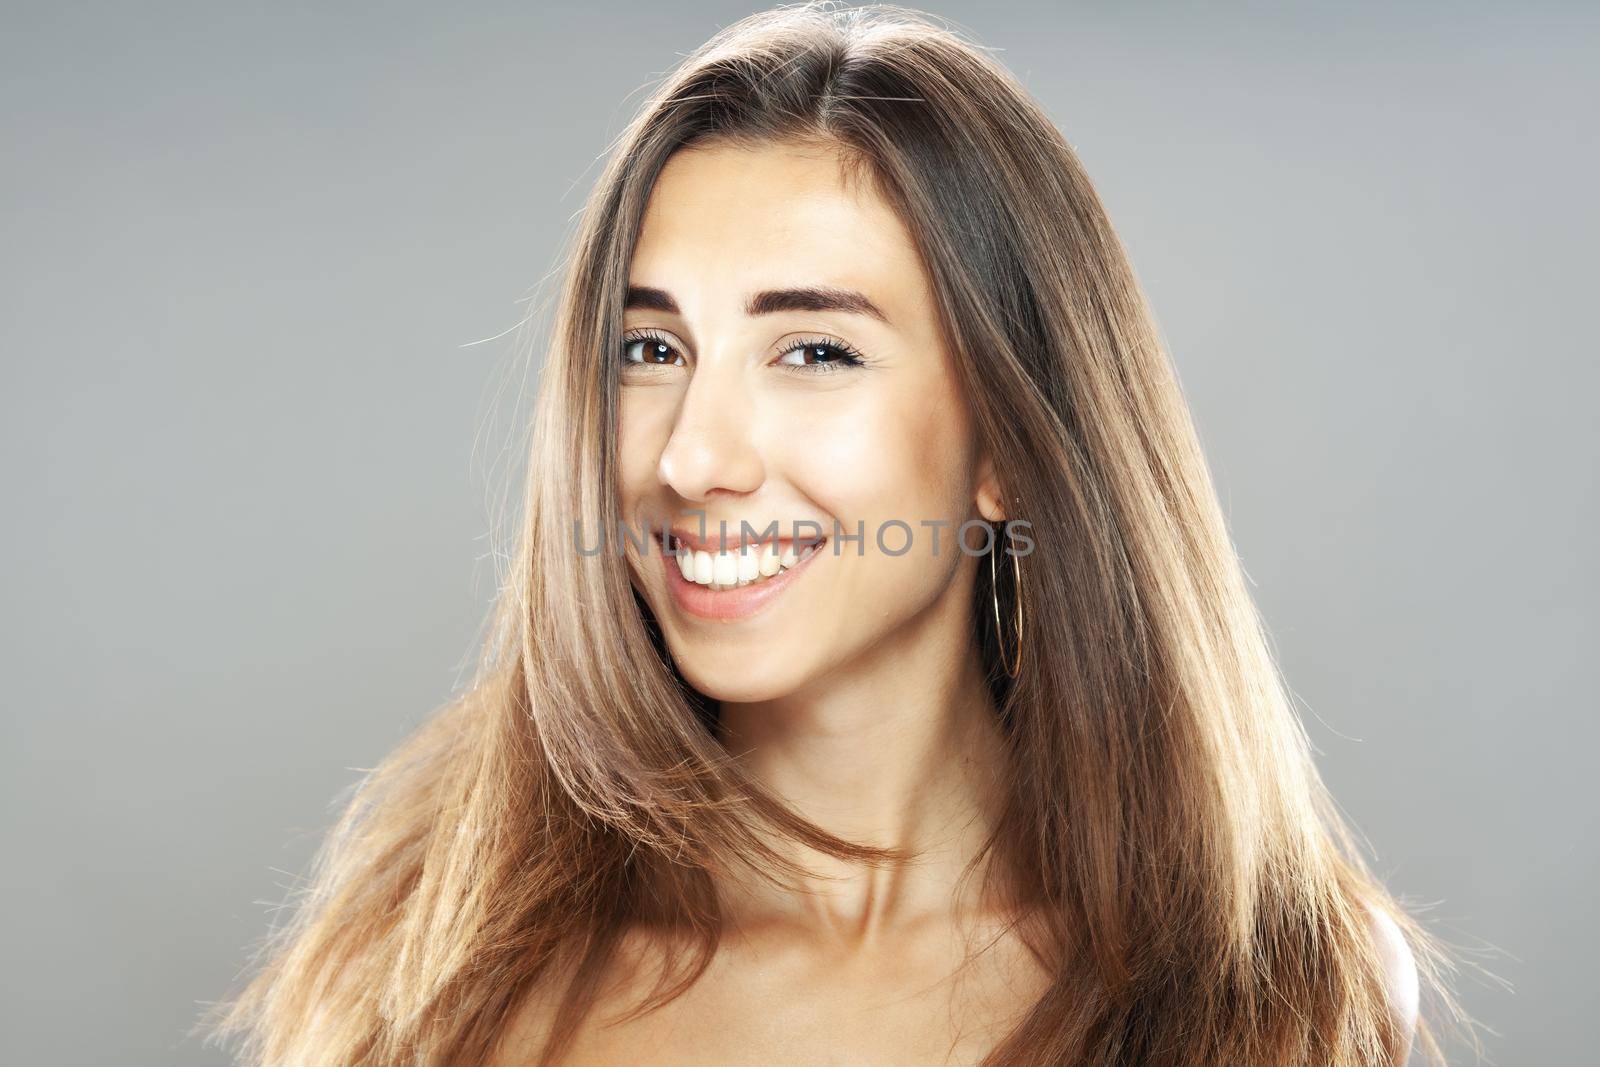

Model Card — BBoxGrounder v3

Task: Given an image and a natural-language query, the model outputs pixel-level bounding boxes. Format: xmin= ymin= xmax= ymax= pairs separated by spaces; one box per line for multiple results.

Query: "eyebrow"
xmin=623 ymin=285 xmax=890 ymax=325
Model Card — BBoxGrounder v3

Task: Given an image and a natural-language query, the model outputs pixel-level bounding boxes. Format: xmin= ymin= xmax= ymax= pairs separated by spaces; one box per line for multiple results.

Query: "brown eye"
xmin=776 ymin=339 xmax=867 ymax=372
xmin=622 ymin=337 xmax=684 ymax=367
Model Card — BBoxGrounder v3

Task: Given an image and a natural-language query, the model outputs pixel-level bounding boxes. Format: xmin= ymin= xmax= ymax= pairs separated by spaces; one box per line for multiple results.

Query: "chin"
xmin=671 ymin=648 xmax=813 ymax=705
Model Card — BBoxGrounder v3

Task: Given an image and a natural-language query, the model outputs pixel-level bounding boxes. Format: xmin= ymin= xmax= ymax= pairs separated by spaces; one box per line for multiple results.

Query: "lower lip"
xmin=663 ymin=539 xmax=827 ymax=622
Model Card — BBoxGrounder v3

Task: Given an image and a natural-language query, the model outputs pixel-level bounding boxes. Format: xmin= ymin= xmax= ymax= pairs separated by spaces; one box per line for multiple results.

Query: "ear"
xmin=975 ymin=452 xmax=1007 ymax=523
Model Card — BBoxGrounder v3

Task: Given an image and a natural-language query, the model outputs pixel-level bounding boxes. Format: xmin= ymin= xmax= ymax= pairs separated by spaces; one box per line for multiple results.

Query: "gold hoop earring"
xmin=989 ymin=524 xmax=1023 ymax=679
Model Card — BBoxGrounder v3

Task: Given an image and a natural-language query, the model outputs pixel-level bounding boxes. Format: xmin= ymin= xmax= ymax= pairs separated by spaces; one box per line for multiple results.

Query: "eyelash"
xmin=619 ymin=330 xmax=868 ymax=375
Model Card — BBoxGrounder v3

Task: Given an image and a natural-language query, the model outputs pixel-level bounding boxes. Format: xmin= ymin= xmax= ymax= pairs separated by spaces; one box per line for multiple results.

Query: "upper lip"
xmin=663 ymin=523 xmax=827 ymax=554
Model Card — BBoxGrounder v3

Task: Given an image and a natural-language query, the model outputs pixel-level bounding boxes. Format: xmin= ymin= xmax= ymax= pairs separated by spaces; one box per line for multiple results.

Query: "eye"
xmin=621 ymin=333 xmax=685 ymax=368
xmin=775 ymin=337 xmax=867 ymax=373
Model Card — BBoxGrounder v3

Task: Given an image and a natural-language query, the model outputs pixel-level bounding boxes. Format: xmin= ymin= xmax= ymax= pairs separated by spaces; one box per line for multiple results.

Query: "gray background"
xmin=3 ymin=2 xmax=1593 ymax=1064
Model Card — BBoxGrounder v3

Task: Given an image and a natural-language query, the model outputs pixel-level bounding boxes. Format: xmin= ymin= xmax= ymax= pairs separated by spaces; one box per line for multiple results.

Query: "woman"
xmin=209 ymin=4 xmax=1470 ymax=1064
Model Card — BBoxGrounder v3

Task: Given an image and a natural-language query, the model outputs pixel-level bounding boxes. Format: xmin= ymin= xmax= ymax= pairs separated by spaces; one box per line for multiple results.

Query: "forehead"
xmin=629 ymin=139 xmax=930 ymax=309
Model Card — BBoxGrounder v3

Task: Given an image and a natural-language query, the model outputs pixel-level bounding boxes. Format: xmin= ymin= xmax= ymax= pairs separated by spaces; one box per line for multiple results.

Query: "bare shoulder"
xmin=485 ymin=926 xmax=662 ymax=1067
xmin=485 ymin=967 xmax=565 ymax=1067
xmin=1364 ymin=902 xmax=1420 ymax=1065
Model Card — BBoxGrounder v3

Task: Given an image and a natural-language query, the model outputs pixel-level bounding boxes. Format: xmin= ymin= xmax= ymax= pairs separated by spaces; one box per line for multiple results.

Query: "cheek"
xmin=784 ymin=379 xmax=972 ymax=529
xmin=780 ymin=382 xmax=972 ymax=666
xmin=616 ymin=390 xmax=674 ymax=509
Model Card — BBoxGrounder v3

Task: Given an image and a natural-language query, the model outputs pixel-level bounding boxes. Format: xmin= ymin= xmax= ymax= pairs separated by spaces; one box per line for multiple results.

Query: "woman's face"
xmin=617 ymin=138 xmax=1003 ymax=703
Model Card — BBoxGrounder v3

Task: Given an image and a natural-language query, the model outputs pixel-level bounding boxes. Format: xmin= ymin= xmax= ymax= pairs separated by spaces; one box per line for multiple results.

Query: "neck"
xmin=712 ymin=576 xmax=1012 ymax=945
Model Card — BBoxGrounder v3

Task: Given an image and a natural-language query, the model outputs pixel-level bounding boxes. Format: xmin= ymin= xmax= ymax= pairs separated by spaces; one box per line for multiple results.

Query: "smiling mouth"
xmin=659 ymin=531 xmax=827 ymax=592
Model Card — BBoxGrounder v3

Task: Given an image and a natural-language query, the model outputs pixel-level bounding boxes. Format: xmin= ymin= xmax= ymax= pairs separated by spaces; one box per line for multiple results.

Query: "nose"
xmin=655 ymin=359 xmax=765 ymax=502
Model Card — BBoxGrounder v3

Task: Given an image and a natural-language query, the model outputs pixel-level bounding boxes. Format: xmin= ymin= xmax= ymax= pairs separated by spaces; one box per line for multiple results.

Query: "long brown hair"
xmin=204 ymin=4 xmax=1476 ymax=1063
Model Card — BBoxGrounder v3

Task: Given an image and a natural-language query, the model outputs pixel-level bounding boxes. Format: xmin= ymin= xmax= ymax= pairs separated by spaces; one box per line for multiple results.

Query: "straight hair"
xmin=205 ymin=4 xmax=1475 ymax=1064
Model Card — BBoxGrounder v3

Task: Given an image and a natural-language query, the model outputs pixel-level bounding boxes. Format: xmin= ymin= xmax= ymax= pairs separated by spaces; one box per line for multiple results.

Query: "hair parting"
xmin=203 ymin=4 xmax=1480 ymax=1064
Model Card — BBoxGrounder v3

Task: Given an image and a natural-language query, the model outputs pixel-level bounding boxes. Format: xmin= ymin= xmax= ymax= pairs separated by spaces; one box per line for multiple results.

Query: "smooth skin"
xmin=493 ymin=138 xmax=1045 ymax=1065
xmin=490 ymin=138 xmax=1417 ymax=1065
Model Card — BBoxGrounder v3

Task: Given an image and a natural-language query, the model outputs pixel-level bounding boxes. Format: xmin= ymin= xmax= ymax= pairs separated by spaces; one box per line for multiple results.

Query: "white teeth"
xmin=674 ymin=539 xmax=824 ymax=591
